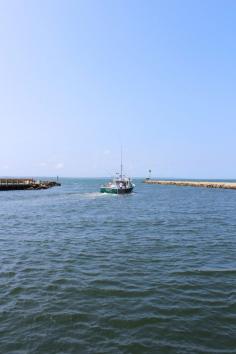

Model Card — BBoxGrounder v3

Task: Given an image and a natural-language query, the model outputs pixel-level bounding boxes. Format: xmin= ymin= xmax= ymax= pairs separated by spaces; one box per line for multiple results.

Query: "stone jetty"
xmin=143 ymin=179 xmax=236 ymax=190
xmin=0 ymin=178 xmax=61 ymax=191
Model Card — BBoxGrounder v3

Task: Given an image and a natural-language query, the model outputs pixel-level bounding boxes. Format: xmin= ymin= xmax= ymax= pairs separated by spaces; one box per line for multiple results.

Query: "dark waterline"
xmin=0 ymin=178 xmax=235 ymax=354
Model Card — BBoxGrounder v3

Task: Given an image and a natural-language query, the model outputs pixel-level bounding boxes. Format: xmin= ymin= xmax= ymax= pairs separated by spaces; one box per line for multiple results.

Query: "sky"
xmin=0 ymin=0 xmax=236 ymax=178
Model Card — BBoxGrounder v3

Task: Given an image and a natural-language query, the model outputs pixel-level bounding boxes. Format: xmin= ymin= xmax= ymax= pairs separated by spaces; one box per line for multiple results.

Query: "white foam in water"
xmin=82 ymin=192 xmax=118 ymax=199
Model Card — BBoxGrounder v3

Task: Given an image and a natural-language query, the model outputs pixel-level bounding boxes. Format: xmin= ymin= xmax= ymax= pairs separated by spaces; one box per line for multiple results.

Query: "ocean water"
xmin=0 ymin=178 xmax=235 ymax=354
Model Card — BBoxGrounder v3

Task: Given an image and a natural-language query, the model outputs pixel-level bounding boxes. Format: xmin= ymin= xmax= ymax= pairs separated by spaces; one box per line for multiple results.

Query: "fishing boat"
xmin=100 ymin=150 xmax=135 ymax=194
xmin=100 ymin=176 xmax=134 ymax=194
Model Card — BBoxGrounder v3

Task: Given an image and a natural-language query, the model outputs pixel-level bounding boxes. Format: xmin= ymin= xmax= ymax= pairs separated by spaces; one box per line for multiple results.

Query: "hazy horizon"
xmin=1 ymin=175 xmax=236 ymax=181
xmin=1 ymin=0 xmax=236 ymax=179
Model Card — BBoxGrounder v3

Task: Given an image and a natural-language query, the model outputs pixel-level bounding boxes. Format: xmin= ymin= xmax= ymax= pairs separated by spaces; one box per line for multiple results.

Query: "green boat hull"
xmin=100 ymin=187 xmax=133 ymax=194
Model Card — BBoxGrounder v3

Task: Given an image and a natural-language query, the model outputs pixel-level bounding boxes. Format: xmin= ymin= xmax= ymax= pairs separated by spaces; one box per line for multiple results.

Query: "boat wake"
xmin=82 ymin=192 xmax=118 ymax=199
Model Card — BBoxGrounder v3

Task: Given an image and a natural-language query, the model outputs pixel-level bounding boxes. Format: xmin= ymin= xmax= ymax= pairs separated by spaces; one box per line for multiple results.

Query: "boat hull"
xmin=100 ymin=187 xmax=133 ymax=194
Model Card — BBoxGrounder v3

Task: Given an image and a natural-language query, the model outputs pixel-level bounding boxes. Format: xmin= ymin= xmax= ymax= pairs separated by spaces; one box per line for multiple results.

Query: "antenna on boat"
xmin=120 ymin=146 xmax=123 ymax=179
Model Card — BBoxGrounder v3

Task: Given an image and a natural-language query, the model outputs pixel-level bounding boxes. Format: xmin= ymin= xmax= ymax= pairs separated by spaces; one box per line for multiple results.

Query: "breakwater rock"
xmin=143 ymin=179 xmax=236 ymax=190
xmin=0 ymin=178 xmax=61 ymax=191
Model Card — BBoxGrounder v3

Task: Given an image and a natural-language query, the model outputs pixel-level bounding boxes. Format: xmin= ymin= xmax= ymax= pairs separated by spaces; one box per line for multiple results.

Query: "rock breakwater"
xmin=143 ymin=180 xmax=236 ymax=190
xmin=0 ymin=178 xmax=61 ymax=191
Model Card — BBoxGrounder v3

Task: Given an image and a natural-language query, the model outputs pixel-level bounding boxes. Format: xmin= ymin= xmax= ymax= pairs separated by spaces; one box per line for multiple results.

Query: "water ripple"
xmin=0 ymin=179 xmax=236 ymax=353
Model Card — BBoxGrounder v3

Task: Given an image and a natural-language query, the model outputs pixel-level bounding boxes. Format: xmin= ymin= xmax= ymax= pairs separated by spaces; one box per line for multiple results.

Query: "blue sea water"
xmin=0 ymin=178 xmax=236 ymax=354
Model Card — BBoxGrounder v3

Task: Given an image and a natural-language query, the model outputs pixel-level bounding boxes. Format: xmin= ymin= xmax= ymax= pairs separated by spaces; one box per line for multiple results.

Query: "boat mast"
xmin=120 ymin=146 xmax=123 ymax=179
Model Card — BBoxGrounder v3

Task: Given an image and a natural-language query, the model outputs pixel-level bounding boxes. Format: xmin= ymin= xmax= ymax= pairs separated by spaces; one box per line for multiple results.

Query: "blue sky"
xmin=0 ymin=0 xmax=236 ymax=178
